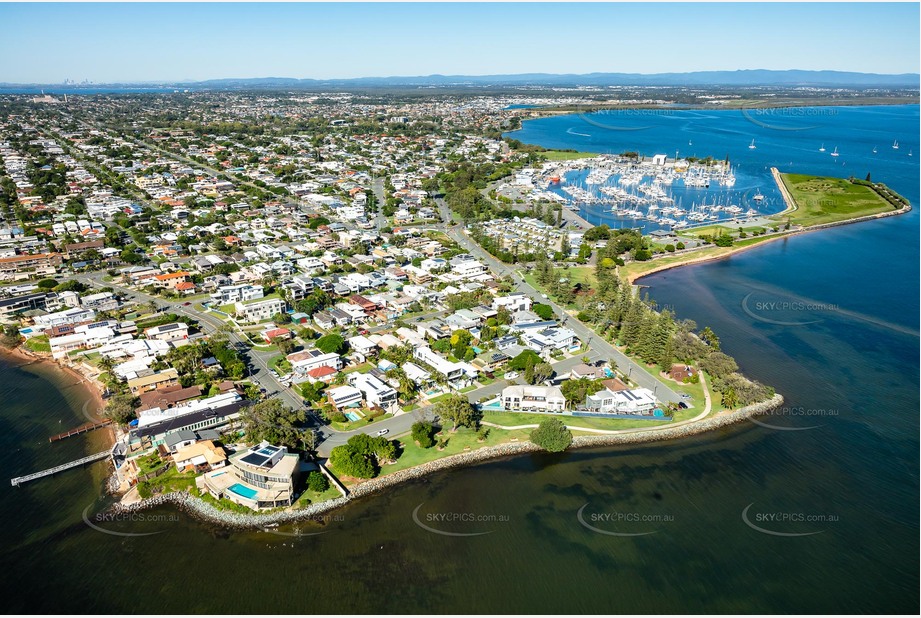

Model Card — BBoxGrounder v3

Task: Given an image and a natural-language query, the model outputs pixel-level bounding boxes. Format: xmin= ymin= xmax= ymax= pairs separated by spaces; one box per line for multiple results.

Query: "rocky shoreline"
xmin=110 ymin=393 xmax=784 ymax=529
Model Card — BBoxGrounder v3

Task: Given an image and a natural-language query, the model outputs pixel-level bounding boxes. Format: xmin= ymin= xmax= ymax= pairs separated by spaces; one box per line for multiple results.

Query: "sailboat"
xmin=909 ymin=150 xmax=913 ymax=157
xmin=872 ymin=146 xmax=878 ymax=154
xmin=688 ymin=140 xmax=693 ymax=146
xmin=893 ymin=140 xmax=899 ymax=150
xmin=748 ymin=139 xmax=756 ymax=150
xmin=830 ymin=146 xmax=839 ymax=158
xmin=819 ymin=143 xmax=826 ymax=152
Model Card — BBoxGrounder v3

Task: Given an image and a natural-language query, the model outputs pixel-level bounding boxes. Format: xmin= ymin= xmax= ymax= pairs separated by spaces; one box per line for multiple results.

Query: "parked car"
xmin=504 ymin=371 xmax=519 ymax=380
xmin=183 ymin=301 xmax=191 ymax=306
xmin=376 ymin=429 xmax=390 ymax=437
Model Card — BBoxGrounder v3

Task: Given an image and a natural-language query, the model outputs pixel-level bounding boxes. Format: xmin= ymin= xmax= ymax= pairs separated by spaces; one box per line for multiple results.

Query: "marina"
xmin=512 ymin=154 xmax=769 ymax=233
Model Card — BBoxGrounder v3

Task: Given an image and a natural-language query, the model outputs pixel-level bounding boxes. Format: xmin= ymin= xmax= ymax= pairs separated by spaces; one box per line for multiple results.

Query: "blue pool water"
xmin=228 ymin=483 xmax=258 ymax=500
xmin=345 ymin=411 xmax=361 ymax=422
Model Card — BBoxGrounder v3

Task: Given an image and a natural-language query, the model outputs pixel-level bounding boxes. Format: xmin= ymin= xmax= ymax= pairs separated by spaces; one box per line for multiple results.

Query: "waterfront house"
xmin=173 ymin=440 xmax=227 ymax=472
xmin=199 ymin=441 xmax=300 ymax=510
xmin=584 ymin=388 xmax=658 ymax=416
xmin=501 ymin=385 xmax=566 ymax=413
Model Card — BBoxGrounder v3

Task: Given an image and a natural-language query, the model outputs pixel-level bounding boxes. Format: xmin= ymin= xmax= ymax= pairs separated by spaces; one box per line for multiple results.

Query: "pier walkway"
xmin=49 ymin=420 xmax=112 ymax=443
xmin=10 ymin=451 xmax=109 ymax=487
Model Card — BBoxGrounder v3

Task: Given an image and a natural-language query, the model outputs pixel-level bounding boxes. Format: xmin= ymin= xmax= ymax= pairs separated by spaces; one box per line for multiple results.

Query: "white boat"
xmin=893 ymin=140 xmax=899 ymax=150
xmin=872 ymin=146 xmax=878 ymax=154
xmin=910 ymin=150 xmax=913 ymax=157
xmin=819 ymin=143 xmax=826 ymax=152
xmin=752 ymin=192 xmax=765 ymax=202
xmin=830 ymin=146 xmax=839 ymax=158
xmin=748 ymin=139 xmax=756 ymax=150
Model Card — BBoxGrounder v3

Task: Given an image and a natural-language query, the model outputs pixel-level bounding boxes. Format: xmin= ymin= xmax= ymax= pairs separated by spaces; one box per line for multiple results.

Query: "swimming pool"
xmin=228 ymin=483 xmax=258 ymax=500
xmin=345 ymin=411 xmax=361 ymax=422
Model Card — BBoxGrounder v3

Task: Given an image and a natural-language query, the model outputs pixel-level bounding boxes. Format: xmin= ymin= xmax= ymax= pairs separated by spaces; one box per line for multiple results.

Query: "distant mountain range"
xmin=3 ymin=70 xmax=919 ymax=90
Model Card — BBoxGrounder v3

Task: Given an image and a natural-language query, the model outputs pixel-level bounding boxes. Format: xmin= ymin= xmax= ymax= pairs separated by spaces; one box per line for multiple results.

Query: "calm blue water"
xmin=508 ymin=105 xmax=919 ymax=228
xmin=0 ymin=105 xmax=917 ymax=614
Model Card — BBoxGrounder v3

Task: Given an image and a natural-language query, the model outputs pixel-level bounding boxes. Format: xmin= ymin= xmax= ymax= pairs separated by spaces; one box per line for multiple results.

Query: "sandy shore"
xmin=1 ymin=344 xmax=108 ymax=425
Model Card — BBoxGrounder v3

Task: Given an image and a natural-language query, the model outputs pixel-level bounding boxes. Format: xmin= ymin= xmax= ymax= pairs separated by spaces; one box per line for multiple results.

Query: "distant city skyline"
xmin=1 ymin=3 xmax=919 ymax=83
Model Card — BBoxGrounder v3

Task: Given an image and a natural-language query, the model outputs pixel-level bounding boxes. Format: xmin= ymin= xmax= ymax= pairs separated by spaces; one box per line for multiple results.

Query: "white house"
xmin=234 ymin=297 xmax=286 ymax=323
xmin=348 ymin=372 xmax=398 ymax=409
xmin=501 ymin=384 xmax=566 ymax=413
xmin=492 ymin=293 xmax=533 ymax=314
xmin=210 ymin=284 xmax=264 ymax=305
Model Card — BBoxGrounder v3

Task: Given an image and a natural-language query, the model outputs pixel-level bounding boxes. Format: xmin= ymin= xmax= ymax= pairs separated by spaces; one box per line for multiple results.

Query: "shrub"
xmin=307 ymin=471 xmax=330 ymax=493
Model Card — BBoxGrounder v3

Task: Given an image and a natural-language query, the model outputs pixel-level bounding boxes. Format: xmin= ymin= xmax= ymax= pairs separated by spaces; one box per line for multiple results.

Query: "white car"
xmin=376 ymin=429 xmax=390 ymax=437
xmin=505 ymin=371 xmax=520 ymax=380
xmin=541 ymin=293 xmax=549 ymax=299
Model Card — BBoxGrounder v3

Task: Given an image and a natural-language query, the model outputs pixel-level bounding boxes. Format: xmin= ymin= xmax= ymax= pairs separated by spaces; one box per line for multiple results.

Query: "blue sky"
xmin=1 ymin=3 xmax=918 ymax=83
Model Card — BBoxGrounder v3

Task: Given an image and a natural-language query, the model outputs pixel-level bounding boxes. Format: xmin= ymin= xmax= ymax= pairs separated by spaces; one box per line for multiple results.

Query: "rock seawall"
xmin=111 ymin=394 xmax=783 ymax=529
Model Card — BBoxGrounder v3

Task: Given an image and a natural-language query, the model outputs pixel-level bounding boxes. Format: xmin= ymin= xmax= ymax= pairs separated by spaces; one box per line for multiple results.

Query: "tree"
xmin=699 ymin=351 xmax=738 ymax=379
xmin=700 ymin=327 xmax=721 ymax=351
xmin=272 ymin=312 xmax=291 ymax=325
xmin=508 ymin=349 xmax=542 ymax=371
xmin=527 ymin=362 xmax=554 ymax=385
xmin=104 ymin=393 xmax=138 ymax=425
xmin=276 ymin=338 xmax=296 ymax=355
xmin=307 ymin=471 xmax=330 ymax=493
xmin=329 ymin=445 xmax=377 ymax=478
xmin=449 ymin=329 xmax=473 ymax=359
xmin=36 ymin=278 xmax=58 ymax=289
xmin=561 ymin=378 xmax=604 ymax=406
xmin=241 ymin=398 xmax=306 ymax=448
xmin=530 ymin=418 xmax=573 ymax=452
xmin=721 ymin=387 xmax=739 ymax=410
xmin=533 ymin=303 xmax=554 ymax=321
xmin=300 ymin=381 xmax=326 ymax=403
xmin=315 ymin=333 xmax=346 ymax=355
xmin=411 ymin=421 xmax=436 ymax=448
xmin=435 ymin=394 xmax=480 ymax=431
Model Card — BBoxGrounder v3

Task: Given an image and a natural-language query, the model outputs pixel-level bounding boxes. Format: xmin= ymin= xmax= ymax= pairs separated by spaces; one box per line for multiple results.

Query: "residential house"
xmin=348 ymin=372 xmax=398 ymax=409
xmin=199 ymin=441 xmax=299 ymax=510
xmin=501 ymin=384 xmax=566 ymax=413
xmin=144 ymin=322 xmax=189 ymax=342
xmin=128 ymin=368 xmax=180 ymax=394
xmin=234 ymin=297 xmax=286 ymax=323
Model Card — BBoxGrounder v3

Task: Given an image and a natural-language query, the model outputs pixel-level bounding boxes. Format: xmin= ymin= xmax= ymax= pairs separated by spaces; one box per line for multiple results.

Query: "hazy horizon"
xmin=1 ymin=3 xmax=918 ymax=83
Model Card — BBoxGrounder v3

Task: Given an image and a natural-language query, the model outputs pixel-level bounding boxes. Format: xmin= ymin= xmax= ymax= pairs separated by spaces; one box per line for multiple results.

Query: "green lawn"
xmin=372 ymin=425 xmax=532 ymax=477
xmin=294 ymin=483 xmax=342 ymax=508
xmin=538 ymin=150 xmax=599 ymax=161
xmin=23 ymin=336 xmax=50 ymax=353
xmin=780 ymin=173 xmax=896 ymax=226
xmin=481 ymin=410 xmax=681 ymax=431
xmin=269 ymin=355 xmax=292 ymax=374
xmin=138 ymin=467 xmax=198 ymax=495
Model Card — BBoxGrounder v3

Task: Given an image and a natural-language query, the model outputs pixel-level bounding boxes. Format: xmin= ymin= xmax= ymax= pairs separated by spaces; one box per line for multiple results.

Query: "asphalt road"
xmin=435 ymin=197 xmax=684 ymax=405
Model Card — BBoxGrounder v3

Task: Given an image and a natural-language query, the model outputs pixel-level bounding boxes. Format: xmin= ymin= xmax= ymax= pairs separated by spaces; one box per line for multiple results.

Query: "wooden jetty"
xmin=49 ymin=419 xmax=112 ymax=443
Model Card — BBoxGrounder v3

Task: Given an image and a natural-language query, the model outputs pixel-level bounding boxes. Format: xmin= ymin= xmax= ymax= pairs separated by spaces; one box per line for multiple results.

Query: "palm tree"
xmin=98 ymin=355 xmax=115 ymax=375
